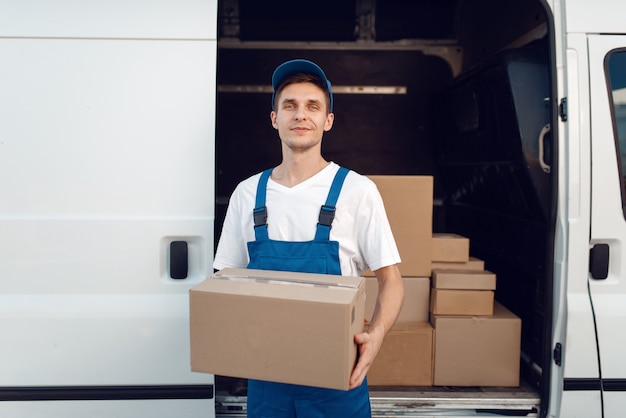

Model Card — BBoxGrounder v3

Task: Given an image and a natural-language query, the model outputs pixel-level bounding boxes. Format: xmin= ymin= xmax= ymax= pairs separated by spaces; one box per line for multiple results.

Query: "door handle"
xmin=538 ymin=123 xmax=551 ymax=174
xmin=170 ymin=241 xmax=188 ymax=279
xmin=589 ymin=243 xmax=609 ymax=280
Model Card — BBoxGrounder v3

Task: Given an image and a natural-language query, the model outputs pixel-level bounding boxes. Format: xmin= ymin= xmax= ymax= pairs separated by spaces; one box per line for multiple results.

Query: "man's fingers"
xmin=354 ymin=332 xmax=370 ymax=344
xmin=349 ymin=332 xmax=372 ymax=389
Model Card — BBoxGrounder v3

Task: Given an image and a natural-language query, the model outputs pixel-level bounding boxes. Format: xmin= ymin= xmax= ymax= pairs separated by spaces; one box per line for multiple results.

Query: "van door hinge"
xmin=559 ymin=98 xmax=568 ymax=122
xmin=553 ymin=342 xmax=562 ymax=366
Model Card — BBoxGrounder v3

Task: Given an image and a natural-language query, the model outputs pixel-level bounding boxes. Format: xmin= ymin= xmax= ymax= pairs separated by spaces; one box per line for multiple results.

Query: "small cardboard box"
xmin=431 ymin=257 xmax=485 ymax=271
xmin=430 ymin=288 xmax=494 ymax=316
xmin=365 ymin=276 xmax=430 ymax=323
xmin=363 ymin=176 xmax=434 ymax=277
xmin=431 ymin=302 xmax=521 ymax=387
xmin=367 ymin=323 xmax=434 ymax=386
xmin=189 ymin=268 xmax=365 ymax=390
xmin=432 ymin=233 xmax=470 ymax=262
xmin=431 ymin=269 xmax=497 ymax=290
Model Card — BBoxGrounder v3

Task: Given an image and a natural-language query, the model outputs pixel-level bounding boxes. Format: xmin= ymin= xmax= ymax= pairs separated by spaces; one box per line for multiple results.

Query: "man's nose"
xmin=294 ymin=107 xmax=306 ymax=120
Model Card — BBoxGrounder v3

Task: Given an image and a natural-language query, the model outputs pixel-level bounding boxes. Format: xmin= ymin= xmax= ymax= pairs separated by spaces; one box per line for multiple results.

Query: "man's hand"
xmin=349 ymin=329 xmax=384 ymax=390
xmin=349 ymin=264 xmax=404 ymax=390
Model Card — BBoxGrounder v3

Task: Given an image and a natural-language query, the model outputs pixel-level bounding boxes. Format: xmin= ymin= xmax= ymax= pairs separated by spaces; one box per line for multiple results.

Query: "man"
xmin=213 ymin=59 xmax=404 ymax=417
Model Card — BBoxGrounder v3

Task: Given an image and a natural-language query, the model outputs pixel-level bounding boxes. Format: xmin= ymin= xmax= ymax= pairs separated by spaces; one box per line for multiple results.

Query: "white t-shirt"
xmin=213 ymin=162 xmax=401 ymax=277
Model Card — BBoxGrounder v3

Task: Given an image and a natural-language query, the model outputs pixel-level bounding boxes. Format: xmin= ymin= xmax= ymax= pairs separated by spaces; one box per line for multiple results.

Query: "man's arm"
xmin=349 ymin=263 xmax=404 ymax=389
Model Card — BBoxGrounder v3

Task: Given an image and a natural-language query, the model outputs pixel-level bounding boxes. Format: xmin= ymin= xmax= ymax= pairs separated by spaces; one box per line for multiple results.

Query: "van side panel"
xmin=565 ymin=0 xmax=626 ymax=34
xmin=0 ymin=1 xmax=217 ymax=417
xmin=0 ymin=0 xmax=216 ymax=39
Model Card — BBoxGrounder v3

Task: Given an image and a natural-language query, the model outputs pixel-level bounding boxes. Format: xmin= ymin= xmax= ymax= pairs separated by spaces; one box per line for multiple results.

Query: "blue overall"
xmin=246 ymin=166 xmax=371 ymax=418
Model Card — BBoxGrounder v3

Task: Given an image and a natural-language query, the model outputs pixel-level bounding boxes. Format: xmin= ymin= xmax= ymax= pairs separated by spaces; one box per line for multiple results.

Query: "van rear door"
xmin=588 ymin=34 xmax=626 ymax=417
xmin=0 ymin=1 xmax=216 ymax=417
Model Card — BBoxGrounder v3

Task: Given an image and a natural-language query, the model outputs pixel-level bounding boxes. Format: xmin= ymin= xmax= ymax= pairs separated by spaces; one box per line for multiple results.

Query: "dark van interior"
xmin=214 ymin=0 xmax=555 ymax=414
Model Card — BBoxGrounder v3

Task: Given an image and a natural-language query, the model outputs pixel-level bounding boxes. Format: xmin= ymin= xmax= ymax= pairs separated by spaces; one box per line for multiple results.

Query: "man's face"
xmin=270 ymin=82 xmax=334 ymax=152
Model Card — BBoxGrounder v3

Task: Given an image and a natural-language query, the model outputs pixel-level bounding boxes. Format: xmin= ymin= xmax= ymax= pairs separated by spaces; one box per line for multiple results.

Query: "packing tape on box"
xmin=214 ymin=274 xmax=359 ymax=290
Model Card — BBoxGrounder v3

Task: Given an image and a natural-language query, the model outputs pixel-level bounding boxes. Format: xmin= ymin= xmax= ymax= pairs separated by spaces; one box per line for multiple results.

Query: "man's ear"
xmin=270 ymin=111 xmax=278 ymax=129
xmin=324 ymin=112 xmax=335 ymax=132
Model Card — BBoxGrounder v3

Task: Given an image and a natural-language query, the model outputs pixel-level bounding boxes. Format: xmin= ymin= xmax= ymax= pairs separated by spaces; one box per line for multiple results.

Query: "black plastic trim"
xmin=0 ymin=384 xmax=214 ymax=401
xmin=564 ymin=378 xmax=626 ymax=391
xmin=170 ymin=241 xmax=189 ymax=279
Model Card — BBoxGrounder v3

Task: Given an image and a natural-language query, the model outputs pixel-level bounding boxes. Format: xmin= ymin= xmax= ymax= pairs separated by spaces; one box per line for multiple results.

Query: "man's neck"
xmin=271 ymin=156 xmax=330 ymax=188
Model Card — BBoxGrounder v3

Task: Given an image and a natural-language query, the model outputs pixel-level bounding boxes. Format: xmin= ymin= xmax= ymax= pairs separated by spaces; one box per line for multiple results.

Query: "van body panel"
xmin=559 ymin=392 xmax=602 ymax=418
xmin=588 ymin=35 xmax=626 ymax=417
xmin=0 ymin=0 xmax=217 ymax=39
xmin=564 ymin=0 xmax=626 ymax=35
xmin=0 ymin=1 xmax=218 ymax=416
xmin=0 ymin=294 xmax=210 ymax=385
xmin=4 ymin=0 xmax=626 ymax=416
xmin=560 ymin=34 xmax=599 ymax=380
xmin=1 ymin=399 xmax=214 ymax=418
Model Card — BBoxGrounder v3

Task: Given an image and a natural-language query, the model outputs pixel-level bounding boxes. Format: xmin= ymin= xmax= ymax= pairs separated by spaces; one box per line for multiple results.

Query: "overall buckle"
xmin=253 ymin=206 xmax=268 ymax=227
xmin=318 ymin=205 xmax=336 ymax=227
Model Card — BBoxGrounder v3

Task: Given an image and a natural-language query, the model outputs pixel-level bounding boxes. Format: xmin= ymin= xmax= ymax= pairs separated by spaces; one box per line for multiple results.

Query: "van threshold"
xmin=216 ymin=381 xmax=540 ymax=417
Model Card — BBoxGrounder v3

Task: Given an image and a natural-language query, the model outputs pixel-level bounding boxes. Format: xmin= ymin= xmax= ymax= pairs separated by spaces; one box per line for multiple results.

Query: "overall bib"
xmin=246 ymin=166 xmax=371 ymax=418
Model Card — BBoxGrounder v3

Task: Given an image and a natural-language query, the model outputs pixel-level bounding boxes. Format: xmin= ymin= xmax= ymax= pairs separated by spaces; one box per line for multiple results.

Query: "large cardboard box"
xmin=432 ymin=233 xmax=470 ymax=262
xmin=363 ymin=176 xmax=434 ymax=277
xmin=431 ymin=302 xmax=521 ymax=387
xmin=365 ymin=276 xmax=430 ymax=323
xmin=430 ymin=288 xmax=494 ymax=316
xmin=431 ymin=269 xmax=496 ymax=290
xmin=367 ymin=323 xmax=434 ymax=386
xmin=189 ymin=268 xmax=365 ymax=390
xmin=431 ymin=257 xmax=485 ymax=271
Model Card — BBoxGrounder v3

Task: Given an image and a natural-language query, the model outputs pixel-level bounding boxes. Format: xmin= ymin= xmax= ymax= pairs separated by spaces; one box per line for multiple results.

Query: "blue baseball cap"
xmin=271 ymin=59 xmax=333 ymax=112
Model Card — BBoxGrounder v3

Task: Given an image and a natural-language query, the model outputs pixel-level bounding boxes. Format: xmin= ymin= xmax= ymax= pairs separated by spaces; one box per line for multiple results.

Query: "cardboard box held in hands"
xmin=189 ymin=268 xmax=365 ymax=391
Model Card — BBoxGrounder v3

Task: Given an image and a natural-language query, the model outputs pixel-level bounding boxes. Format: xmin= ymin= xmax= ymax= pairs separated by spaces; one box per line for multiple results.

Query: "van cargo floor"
xmin=216 ymin=380 xmax=540 ymax=417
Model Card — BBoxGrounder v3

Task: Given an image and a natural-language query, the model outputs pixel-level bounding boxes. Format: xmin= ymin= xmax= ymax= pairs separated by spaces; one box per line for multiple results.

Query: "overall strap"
xmin=252 ymin=168 xmax=273 ymax=241
xmin=315 ymin=166 xmax=350 ymax=241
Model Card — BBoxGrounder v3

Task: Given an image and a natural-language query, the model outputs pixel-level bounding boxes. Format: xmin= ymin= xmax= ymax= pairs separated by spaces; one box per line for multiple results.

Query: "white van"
xmin=2 ymin=0 xmax=626 ymax=417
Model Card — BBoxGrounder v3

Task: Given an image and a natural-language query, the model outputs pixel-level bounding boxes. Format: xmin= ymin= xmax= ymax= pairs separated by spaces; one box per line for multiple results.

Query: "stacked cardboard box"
xmin=363 ymin=180 xmax=522 ymax=388
xmin=430 ymin=233 xmax=495 ymax=316
xmin=364 ymin=175 xmax=435 ymax=386
xmin=366 ymin=323 xmax=434 ymax=386
xmin=431 ymin=302 xmax=521 ymax=387
xmin=430 ymin=269 xmax=496 ymax=316
xmin=431 ymin=256 xmax=484 ymax=271
xmin=428 ymin=234 xmax=521 ymax=387
xmin=363 ymin=176 xmax=434 ymax=278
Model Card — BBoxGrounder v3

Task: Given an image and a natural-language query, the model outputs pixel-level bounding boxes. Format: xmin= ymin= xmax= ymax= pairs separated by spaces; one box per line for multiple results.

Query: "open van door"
xmin=588 ymin=34 xmax=626 ymax=417
xmin=0 ymin=2 xmax=216 ymax=416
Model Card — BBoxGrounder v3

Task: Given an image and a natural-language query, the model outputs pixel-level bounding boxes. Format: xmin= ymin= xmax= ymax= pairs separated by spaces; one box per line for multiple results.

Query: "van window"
xmin=607 ymin=50 xmax=626 ymax=216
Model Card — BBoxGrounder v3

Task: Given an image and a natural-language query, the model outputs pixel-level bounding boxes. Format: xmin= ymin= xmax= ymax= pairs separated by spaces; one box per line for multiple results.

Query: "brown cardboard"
xmin=431 ymin=269 xmax=497 ymax=290
xmin=189 ymin=268 xmax=365 ymax=390
xmin=431 ymin=302 xmax=521 ymax=387
xmin=363 ymin=176 xmax=434 ymax=277
xmin=432 ymin=233 xmax=470 ymax=262
xmin=430 ymin=288 xmax=494 ymax=316
xmin=365 ymin=276 xmax=430 ymax=323
xmin=367 ymin=323 xmax=434 ymax=386
xmin=431 ymin=257 xmax=485 ymax=271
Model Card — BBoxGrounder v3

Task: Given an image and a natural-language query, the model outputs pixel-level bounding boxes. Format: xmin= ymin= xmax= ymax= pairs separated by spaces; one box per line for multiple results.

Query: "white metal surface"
xmin=588 ymin=34 xmax=626 ymax=418
xmin=0 ymin=1 xmax=217 ymax=416
xmin=565 ymin=0 xmax=626 ymax=35
xmin=1 ymin=399 xmax=214 ymax=418
xmin=0 ymin=0 xmax=216 ymax=39
xmin=560 ymin=32 xmax=600 ymax=382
